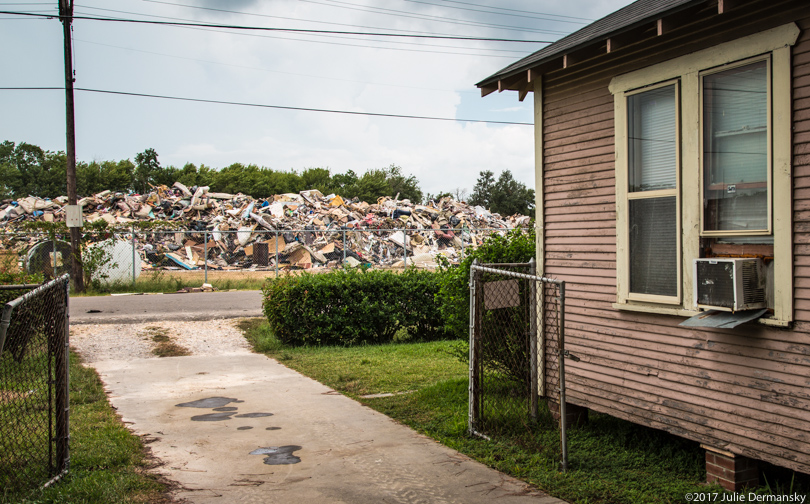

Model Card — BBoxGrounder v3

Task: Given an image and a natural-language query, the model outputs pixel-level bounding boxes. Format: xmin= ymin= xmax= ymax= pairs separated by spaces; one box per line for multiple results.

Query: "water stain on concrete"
xmin=191 ymin=412 xmax=236 ymax=422
xmin=176 ymin=397 xmax=243 ymax=408
xmin=250 ymin=445 xmax=302 ymax=465
xmin=235 ymin=412 xmax=273 ymax=418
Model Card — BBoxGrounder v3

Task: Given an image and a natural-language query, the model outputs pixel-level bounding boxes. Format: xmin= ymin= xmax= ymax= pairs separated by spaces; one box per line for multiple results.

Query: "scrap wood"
xmin=1 ymin=186 xmax=530 ymax=271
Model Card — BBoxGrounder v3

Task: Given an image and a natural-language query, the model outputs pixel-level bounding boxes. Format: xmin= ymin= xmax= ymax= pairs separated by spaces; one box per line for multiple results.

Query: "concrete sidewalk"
xmin=92 ymin=350 xmax=565 ymax=503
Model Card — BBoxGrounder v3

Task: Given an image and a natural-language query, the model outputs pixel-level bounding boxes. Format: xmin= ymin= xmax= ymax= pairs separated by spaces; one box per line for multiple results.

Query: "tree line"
xmin=0 ymin=141 xmax=534 ymax=215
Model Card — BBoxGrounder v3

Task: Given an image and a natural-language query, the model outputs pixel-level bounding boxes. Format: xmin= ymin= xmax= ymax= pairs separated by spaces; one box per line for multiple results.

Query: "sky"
xmin=0 ymin=0 xmax=634 ymax=198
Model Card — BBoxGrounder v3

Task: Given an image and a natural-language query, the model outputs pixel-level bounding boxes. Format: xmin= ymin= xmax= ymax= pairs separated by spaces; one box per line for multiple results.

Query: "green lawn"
xmin=240 ymin=318 xmax=809 ymax=504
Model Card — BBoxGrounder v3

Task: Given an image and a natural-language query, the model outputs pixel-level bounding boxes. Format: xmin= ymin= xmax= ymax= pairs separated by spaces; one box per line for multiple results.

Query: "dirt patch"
xmin=143 ymin=326 xmax=191 ymax=358
xmin=70 ymin=319 xmax=251 ymax=363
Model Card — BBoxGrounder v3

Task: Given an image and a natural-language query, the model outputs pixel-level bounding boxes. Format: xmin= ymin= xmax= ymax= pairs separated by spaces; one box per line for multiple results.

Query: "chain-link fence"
xmin=0 ymin=227 xmax=518 ymax=287
xmin=0 ymin=275 xmax=70 ymax=501
xmin=468 ymin=261 xmax=567 ymax=465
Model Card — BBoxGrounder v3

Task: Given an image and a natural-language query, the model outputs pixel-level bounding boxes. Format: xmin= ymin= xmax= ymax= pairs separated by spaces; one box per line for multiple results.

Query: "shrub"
xmin=262 ymin=268 xmax=447 ymax=346
xmin=436 ymin=227 xmax=536 ymax=339
xmin=436 ymin=228 xmax=536 ymax=385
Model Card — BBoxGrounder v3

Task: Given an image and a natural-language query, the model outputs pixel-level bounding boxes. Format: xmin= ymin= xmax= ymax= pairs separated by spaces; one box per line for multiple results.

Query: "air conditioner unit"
xmin=693 ymin=258 xmax=766 ymax=312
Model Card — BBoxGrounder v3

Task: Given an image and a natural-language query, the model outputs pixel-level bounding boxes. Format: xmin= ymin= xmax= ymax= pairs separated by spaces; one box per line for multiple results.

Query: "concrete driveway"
xmin=70 ymin=304 xmax=565 ymax=503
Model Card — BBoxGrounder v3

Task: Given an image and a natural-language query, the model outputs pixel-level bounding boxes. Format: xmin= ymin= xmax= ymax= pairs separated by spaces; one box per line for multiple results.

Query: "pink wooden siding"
xmin=541 ymin=7 xmax=810 ymax=474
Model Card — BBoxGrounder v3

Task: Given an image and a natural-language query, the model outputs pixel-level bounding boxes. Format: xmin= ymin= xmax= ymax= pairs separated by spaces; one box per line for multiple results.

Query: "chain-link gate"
xmin=468 ymin=260 xmax=568 ymax=467
xmin=0 ymin=275 xmax=70 ymax=501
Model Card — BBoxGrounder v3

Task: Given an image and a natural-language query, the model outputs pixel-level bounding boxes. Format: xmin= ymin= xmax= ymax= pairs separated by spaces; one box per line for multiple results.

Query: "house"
xmin=477 ymin=0 xmax=810 ymax=491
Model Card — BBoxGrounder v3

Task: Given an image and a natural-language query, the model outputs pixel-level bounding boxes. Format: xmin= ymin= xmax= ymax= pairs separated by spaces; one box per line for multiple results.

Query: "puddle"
xmin=237 ymin=426 xmax=253 ymax=430
xmin=213 ymin=407 xmax=239 ymax=412
xmin=265 ymin=427 xmax=281 ymax=431
xmin=250 ymin=445 xmax=302 ymax=465
xmin=191 ymin=412 xmax=236 ymax=422
xmin=234 ymin=412 xmax=273 ymax=418
xmin=176 ymin=397 xmax=243 ymax=409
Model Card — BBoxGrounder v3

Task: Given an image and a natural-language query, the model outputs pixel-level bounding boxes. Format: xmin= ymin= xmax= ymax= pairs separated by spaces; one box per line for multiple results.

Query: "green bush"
xmin=262 ymin=268 xmax=447 ymax=346
xmin=436 ymin=228 xmax=536 ymax=385
xmin=436 ymin=227 xmax=536 ymax=339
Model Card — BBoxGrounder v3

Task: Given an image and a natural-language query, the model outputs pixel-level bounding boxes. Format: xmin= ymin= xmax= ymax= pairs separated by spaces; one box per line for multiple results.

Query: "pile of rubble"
xmin=0 ymin=183 xmax=531 ymax=272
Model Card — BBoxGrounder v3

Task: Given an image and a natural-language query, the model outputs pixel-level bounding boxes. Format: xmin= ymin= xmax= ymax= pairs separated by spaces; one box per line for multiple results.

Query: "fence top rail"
xmin=0 ymin=284 xmax=42 ymax=291
xmin=0 ymin=274 xmax=69 ymax=356
xmin=2 ymin=274 xmax=69 ymax=310
xmin=471 ymin=262 xmax=563 ymax=285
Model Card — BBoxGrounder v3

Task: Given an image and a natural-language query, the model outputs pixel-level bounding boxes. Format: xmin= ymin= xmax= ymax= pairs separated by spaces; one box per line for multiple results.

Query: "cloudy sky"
xmin=1 ymin=0 xmax=633 ymax=197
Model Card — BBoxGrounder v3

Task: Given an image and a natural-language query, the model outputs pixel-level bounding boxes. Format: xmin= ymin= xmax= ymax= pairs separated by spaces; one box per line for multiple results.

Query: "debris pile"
xmin=0 ymin=184 xmax=531 ymax=273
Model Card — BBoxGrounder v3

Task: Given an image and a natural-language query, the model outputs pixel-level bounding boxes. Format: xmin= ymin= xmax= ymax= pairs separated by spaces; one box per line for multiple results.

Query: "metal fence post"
xmin=52 ymin=234 xmax=57 ymax=278
xmin=529 ymin=258 xmax=538 ymax=422
xmin=131 ymin=225 xmax=136 ymax=285
xmin=204 ymin=231 xmax=208 ymax=284
xmin=558 ymin=281 xmax=568 ymax=472
xmin=468 ymin=259 xmax=478 ymax=435
xmin=275 ymin=229 xmax=278 ymax=278
xmin=403 ymin=228 xmax=407 ymax=268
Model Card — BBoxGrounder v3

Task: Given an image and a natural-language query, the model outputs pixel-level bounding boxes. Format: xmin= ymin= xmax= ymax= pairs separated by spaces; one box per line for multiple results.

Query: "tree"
xmin=0 ymin=141 xmax=66 ymax=197
xmin=134 ymin=148 xmax=160 ymax=193
xmin=469 ymin=169 xmax=534 ymax=216
xmin=383 ymin=164 xmax=423 ymax=203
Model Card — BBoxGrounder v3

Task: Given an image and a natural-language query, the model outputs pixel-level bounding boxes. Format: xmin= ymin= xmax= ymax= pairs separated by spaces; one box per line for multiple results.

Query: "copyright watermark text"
xmin=684 ymin=493 xmax=807 ymax=503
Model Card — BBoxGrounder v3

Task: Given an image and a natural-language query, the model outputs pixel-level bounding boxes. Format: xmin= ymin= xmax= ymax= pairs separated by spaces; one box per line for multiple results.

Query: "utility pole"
xmin=59 ymin=0 xmax=84 ymax=292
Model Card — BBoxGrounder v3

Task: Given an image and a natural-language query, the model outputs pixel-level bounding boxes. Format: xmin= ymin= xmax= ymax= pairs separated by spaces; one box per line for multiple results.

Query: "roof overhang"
xmin=476 ymin=0 xmax=741 ymax=100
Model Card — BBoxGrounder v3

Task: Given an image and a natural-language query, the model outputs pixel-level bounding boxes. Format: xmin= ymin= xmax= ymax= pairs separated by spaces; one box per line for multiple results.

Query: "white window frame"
xmin=619 ymin=80 xmax=682 ymax=305
xmin=609 ymin=23 xmax=798 ymax=325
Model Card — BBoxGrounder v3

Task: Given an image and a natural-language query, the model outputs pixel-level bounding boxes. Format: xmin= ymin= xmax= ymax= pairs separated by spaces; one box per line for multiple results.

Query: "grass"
xmin=240 ymin=317 xmax=810 ymax=504
xmin=3 ymin=351 xmax=173 ymax=504
xmin=238 ymin=318 xmax=466 ymax=397
xmin=143 ymin=326 xmax=190 ymax=358
xmin=76 ymin=269 xmax=273 ymax=296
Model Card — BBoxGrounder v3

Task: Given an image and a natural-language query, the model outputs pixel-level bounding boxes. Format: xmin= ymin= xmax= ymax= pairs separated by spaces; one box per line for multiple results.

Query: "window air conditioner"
xmin=693 ymin=258 xmax=766 ymax=312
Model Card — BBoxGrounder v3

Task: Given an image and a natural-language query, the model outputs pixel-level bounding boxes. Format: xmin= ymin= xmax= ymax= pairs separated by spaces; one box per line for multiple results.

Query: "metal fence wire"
xmin=468 ymin=260 xmax=565 ymax=440
xmin=0 ymin=275 xmax=70 ymax=501
xmin=0 ymin=227 xmax=518 ymax=287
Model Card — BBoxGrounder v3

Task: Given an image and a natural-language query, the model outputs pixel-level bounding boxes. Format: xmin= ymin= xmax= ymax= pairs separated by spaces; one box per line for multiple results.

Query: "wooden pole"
xmin=60 ymin=0 xmax=83 ymax=292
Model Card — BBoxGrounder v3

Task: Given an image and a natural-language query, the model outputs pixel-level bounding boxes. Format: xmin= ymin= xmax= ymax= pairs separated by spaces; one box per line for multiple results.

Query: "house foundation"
xmin=548 ymin=400 xmax=588 ymax=428
xmin=702 ymin=445 xmax=759 ymax=492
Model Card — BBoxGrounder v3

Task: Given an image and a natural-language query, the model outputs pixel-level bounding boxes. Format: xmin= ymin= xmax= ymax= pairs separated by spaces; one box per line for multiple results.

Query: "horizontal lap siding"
xmin=540 ymin=7 xmax=810 ymax=474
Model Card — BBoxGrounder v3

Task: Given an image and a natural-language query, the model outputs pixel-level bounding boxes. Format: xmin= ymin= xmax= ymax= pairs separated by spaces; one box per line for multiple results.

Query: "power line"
xmin=298 ymin=0 xmax=569 ymax=36
xmin=435 ymin=0 xmax=593 ymax=21
xmin=141 ymin=0 xmax=529 ymax=41
xmin=73 ymin=38 xmax=495 ymax=91
xmin=0 ymin=10 xmax=554 ymax=43
xmin=71 ymin=6 xmax=529 ymax=57
xmin=70 ymin=12 xmax=526 ymax=59
xmin=0 ymin=87 xmax=532 ymax=126
xmin=397 ymin=0 xmax=589 ymax=25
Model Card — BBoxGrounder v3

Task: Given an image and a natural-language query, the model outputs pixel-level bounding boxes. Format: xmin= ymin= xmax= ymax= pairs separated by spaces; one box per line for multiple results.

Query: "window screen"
xmin=626 ymin=84 xmax=679 ymax=298
xmin=703 ymin=60 xmax=769 ymax=232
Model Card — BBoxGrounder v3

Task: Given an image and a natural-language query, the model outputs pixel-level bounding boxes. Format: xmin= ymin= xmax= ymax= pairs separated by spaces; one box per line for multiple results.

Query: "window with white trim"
xmin=610 ymin=23 xmax=798 ymax=324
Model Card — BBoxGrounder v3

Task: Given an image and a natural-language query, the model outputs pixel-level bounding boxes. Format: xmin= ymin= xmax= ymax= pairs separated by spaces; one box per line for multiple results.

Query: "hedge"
xmin=262 ymin=268 xmax=447 ymax=346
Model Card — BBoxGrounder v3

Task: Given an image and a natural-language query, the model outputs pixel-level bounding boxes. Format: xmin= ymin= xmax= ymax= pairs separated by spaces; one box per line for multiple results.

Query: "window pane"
xmin=630 ymin=197 xmax=677 ymax=297
xmin=628 ymin=85 xmax=677 ymax=192
xmin=703 ymin=60 xmax=768 ymax=232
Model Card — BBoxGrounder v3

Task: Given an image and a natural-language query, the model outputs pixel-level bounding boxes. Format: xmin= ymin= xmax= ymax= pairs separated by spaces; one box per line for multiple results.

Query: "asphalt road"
xmin=69 ymin=290 xmax=264 ymax=324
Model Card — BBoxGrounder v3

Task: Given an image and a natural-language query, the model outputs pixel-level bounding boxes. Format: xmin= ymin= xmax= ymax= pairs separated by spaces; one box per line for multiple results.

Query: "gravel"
xmin=70 ymin=318 xmax=252 ymax=363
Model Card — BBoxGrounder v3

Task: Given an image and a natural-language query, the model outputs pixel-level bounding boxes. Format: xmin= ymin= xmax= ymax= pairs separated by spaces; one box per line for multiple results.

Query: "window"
xmin=702 ymin=59 xmax=771 ymax=235
xmin=610 ymin=23 xmax=797 ymax=324
xmin=627 ymin=84 xmax=680 ymax=301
